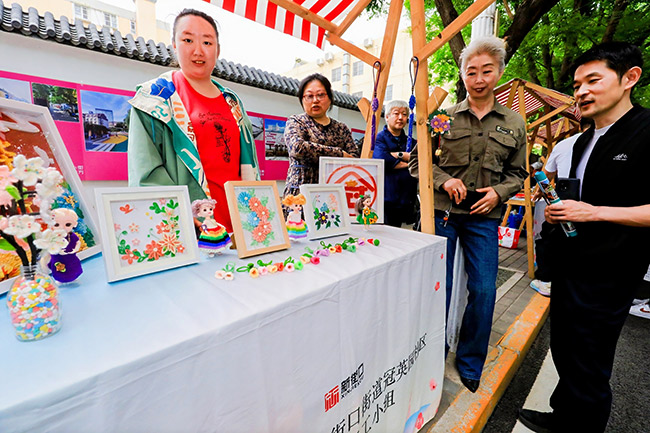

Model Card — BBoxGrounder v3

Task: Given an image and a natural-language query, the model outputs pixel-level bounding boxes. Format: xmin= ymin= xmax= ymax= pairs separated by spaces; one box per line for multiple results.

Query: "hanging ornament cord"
xmin=370 ymin=60 xmax=382 ymax=151
xmin=406 ymin=56 xmax=419 ymax=152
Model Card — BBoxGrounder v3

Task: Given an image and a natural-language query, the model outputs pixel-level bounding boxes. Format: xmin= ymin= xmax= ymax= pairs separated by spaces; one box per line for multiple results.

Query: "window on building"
xmin=352 ymin=61 xmax=364 ymax=76
xmin=352 ymin=91 xmax=363 ymax=99
xmin=74 ymin=4 xmax=89 ymax=20
xmin=332 ymin=67 xmax=342 ymax=82
xmin=385 ymin=85 xmax=393 ymax=101
xmin=130 ymin=20 xmax=137 ymax=34
xmin=104 ymin=12 xmax=117 ymax=29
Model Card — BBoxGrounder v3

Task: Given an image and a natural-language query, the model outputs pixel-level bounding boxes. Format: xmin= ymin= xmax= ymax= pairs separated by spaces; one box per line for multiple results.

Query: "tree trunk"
xmin=601 ymin=0 xmax=630 ymax=43
xmin=503 ymin=0 xmax=561 ymax=64
xmin=433 ymin=0 xmax=467 ymax=101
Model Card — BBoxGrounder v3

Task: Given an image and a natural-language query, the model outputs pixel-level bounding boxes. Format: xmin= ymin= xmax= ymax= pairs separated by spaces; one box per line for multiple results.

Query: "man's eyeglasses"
xmin=303 ymin=93 xmax=328 ymax=102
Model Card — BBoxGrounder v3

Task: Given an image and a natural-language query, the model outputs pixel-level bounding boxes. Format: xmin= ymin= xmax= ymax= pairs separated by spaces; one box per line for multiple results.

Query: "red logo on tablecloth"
xmin=326 ymin=165 xmax=378 ymax=217
xmin=325 ymin=386 xmax=340 ymax=412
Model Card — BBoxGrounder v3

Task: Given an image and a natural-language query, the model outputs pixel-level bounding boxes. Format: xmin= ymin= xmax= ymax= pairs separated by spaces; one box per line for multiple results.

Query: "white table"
xmin=0 ymin=226 xmax=446 ymax=433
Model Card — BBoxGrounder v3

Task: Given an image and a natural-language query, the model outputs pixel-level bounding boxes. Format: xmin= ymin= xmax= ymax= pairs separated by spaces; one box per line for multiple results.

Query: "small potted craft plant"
xmin=282 ymin=193 xmax=308 ymax=241
xmin=1 ymin=155 xmax=71 ymax=341
xmin=355 ymin=194 xmax=378 ymax=230
xmin=191 ymin=198 xmax=232 ymax=257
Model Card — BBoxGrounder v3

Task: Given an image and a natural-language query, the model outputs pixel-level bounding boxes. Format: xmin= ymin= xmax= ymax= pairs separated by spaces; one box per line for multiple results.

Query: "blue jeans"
xmin=435 ymin=211 xmax=499 ymax=381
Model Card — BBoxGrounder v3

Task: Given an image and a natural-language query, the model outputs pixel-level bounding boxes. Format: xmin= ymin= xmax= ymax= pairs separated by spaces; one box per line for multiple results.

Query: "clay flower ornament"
xmin=1 ymin=154 xmax=67 ymax=270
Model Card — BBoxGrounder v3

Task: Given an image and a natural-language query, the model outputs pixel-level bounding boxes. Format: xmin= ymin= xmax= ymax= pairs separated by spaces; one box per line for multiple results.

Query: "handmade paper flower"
xmin=335 ymin=245 xmax=343 ymax=253
xmin=357 ymin=238 xmax=366 ymax=246
xmin=248 ymin=197 xmax=262 ymax=212
xmin=237 ymin=191 xmax=252 ymax=206
xmin=3 ymin=215 xmax=40 ymax=238
xmin=214 ymin=270 xmax=225 ymax=279
xmin=129 ymin=223 xmax=139 ymax=233
xmin=310 ymin=256 xmax=320 ymax=265
xmin=259 ymin=221 xmax=272 ymax=235
xmin=275 ymin=262 xmax=284 ymax=272
xmin=114 ymin=223 xmax=121 ymax=231
xmin=320 ymin=203 xmax=329 ymax=212
xmin=247 ymin=211 xmax=261 ymax=227
xmin=347 ymin=244 xmax=357 ymax=253
xmin=329 ymin=246 xmax=337 ymax=254
xmin=55 ymin=190 xmax=78 ymax=209
xmin=121 ymin=249 xmax=137 ymax=265
xmin=256 ymin=206 xmax=270 ymax=221
xmin=144 ymin=240 xmax=164 ymax=260
xmin=0 ymin=190 xmax=13 ymax=208
xmin=156 ymin=222 xmax=171 ymax=234
xmin=259 ymin=266 xmax=269 ymax=276
xmin=249 ymin=267 xmax=260 ymax=278
xmin=0 ymin=165 xmax=17 ymax=188
xmin=319 ymin=248 xmax=330 ymax=257
xmin=159 ymin=233 xmax=182 ymax=254
xmin=285 ymin=262 xmax=295 ymax=272
xmin=11 ymin=155 xmax=45 ymax=186
xmin=300 ymin=255 xmax=310 ymax=264
xmin=33 ymin=228 xmax=67 ymax=254
xmin=251 ymin=225 xmax=268 ymax=243
xmin=224 ymin=272 xmax=234 ymax=281
xmin=268 ymin=265 xmax=278 ymax=274
xmin=177 ymin=244 xmax=186 ymax=254
xmin=132 ymin=238 xmax=141 ymax=246
xmin=294 ymin=261 xmax=304 ymax=271
xmin=35 ymin=181 xmax=62 ymax=200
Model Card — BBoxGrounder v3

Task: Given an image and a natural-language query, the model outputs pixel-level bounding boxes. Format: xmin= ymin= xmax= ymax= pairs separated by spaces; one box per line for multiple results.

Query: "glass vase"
xmin=6 ymin=264 xmax=62 ymax=341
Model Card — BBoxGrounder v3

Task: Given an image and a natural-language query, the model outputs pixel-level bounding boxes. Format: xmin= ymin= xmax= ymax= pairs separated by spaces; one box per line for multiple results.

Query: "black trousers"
xmin=549 ymin=275 xmax=637 ymax=432
xmin=384 ymin=201 xmax=415 ymax=228
xmin=533 ymin=222 xmax=556 ymax=282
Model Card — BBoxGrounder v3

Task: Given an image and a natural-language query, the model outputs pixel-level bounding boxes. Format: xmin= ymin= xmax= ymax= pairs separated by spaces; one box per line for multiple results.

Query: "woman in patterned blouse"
xmin=282 ymin=74 xmax=360 ymax=198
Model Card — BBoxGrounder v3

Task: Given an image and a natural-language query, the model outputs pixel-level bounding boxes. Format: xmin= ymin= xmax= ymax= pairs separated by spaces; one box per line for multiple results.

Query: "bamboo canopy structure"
xmin=209 ymin=0 xmax=499 ymax=235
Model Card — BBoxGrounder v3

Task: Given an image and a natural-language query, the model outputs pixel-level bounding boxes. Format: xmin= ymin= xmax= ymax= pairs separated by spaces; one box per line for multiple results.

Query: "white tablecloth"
xmin=0 ymin=226 xmax=446 ymax=433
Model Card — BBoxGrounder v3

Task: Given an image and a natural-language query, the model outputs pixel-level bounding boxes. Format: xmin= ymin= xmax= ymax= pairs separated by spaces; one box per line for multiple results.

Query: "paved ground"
xmin=422 ymin=233 xmax=537 ymax=432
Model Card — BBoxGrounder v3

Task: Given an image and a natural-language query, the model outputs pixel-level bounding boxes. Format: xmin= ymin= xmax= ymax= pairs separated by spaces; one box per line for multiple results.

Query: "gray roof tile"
xmin=1 ymin=2 xmax=360 ymax=111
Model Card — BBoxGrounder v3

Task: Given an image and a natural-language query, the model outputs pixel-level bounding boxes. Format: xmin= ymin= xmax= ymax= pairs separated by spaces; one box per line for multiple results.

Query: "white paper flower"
xmin=3 ymin=215 xmax=40 ymax=239
xmin=40 ymin=167 xmax=63 ymax=187
xmin=11 ymin=155 xmax=45 ymax=186
xmin=34 ymin=228 xmax=67 ymax=254
xmin=35 ymin=181 xmax=63 ymax=200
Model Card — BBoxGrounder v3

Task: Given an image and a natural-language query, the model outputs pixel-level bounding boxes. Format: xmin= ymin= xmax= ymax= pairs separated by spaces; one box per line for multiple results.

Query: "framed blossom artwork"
xmin=0 ymin=98 xmax=100 ymax=293
xmin=94 ymin=186 xmax=199 ymax=282
xmin=224 ymin=180 xmax=290 ymax=259
xmin=319 ymin=157 xmax=385 ymax=224
xmin=299 ymin=184 xmax=350 ymax=240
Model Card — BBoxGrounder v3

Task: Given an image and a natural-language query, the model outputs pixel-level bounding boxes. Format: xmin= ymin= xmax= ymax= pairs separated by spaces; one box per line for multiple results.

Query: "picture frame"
xmin=299 ymin=184 xmax=351 ymax=240
xmin=224 ymin=180 xmax=291 ymax=259
xmin=319 ymin=157 xmax=385 ymax=224
xmin=94 ymin=186 xmax=200 ymax=282
xmin=0 ymin=98 xmax=101 ymax=293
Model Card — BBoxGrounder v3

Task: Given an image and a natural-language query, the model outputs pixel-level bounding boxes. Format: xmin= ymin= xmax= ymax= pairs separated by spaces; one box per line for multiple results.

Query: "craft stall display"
xmin=0 ymin=98 xmax=100 ymax=293
xmin=319 ymin=157 xmax=385 ymax=224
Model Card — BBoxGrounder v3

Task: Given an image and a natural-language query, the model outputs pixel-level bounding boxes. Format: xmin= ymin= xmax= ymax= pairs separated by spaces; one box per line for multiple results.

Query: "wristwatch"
xmin=398 ymin=151 xmax=404 ymax=159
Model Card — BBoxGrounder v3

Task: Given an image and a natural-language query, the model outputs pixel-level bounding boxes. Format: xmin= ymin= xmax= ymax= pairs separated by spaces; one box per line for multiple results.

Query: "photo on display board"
xmin=318 ymin=157 xmax=385 ymax=224
xmin=0 ymin=98 xmax=101 ymax=293
xmin=80 ymin=90 xmax=131 ymax=152
xmin=94 ymin=186 xmax=200 ymax=282
xmin=224 ymin=180 xmax=291 ymax=258
xmin=0 ymin=77 xmax=31 ymax=103
xmin=299 ymin=184 xmax=350 ymax=240
xmin=264 ymin=118 xmax=288 ymax=160
xmin=249 ymin=115 xmax=264 ymax=140
xmin=351 ymin=130 xmax=365 ymax=149
xmin=31 ymin=83 xmax=79 ymax=123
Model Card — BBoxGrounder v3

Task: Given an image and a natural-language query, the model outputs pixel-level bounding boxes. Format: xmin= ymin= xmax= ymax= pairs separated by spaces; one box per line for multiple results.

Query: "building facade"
xmin=10 ymin=0 xmax=170 ymax=44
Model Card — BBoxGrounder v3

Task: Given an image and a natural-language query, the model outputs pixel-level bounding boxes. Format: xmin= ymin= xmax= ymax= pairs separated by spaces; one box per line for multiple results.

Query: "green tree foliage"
xmin=366 ymin=0 xmax=650 ymax=105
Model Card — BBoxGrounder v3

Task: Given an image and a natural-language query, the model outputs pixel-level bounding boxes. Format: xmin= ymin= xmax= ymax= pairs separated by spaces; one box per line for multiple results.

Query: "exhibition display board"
xmin=0 ymin=226 xmax=446 ymax=433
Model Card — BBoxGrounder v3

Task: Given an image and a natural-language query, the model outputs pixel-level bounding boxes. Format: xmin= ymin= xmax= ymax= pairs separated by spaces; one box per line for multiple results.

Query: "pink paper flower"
xmin=0 ymin=165 xmax=17 ymax=188
xmin=129 ymin=223 xmax=139 ymax=233
xmin=144 ymin=240 xmax=164 ymax=260
xmin=285 ymin=263 xmax=295 ymax=272
xmin=0 ymin=190 xmax=13 ymax=207
xmin=121 ymin=249 xmax=137 ymax=265
xmin=248 ymin=197 xmax=262 ymax=212
xmin=214 ymin=270 xmax=226 ymax=279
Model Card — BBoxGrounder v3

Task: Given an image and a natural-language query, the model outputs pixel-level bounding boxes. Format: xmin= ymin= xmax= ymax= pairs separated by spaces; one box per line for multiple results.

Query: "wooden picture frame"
xmin=319 ymin=157 xmax=385 ymax=224
xmin=0 ymin=98 xmax=101 ymax=293
xmin=224 ymin=180 xmax=290 ymax=259
xmin=300 ymin=184 xmax=350 ymax=240
xmin=94 ymin=186 xmax=200 ymax=282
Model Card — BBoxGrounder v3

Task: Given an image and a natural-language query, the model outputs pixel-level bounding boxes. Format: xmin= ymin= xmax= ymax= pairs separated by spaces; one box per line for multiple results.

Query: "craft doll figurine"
xmin=44 ymin=208 xmax=83 ymax=283
xmin=191 ymin=199 xmax=232 ymax=257
xmin=355 ymin=194 xmax=378 ymax=230
xmin=282 ymin=194 xmax=308 ymax=241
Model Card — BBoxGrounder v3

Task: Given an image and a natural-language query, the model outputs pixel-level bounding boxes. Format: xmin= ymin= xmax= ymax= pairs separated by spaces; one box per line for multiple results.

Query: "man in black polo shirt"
xmin=519 ymin=42 xmax=650 ymax=432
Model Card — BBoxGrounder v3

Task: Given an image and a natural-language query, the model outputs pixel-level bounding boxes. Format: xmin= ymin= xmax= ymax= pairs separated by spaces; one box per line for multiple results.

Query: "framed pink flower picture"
xmin=94 ymin=186 xmax=200 ymax=282
xmin=224 ymin=180 xmax=290 ymax=259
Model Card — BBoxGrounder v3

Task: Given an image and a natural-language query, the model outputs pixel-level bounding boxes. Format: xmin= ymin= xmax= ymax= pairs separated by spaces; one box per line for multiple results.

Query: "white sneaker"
xmin=632 ymin=298 xmax=650 ymax=305
xmin=530 ymin=280 xmax=551 ymax=297
xmin=629 ymin=302 xmax=650 ymax=319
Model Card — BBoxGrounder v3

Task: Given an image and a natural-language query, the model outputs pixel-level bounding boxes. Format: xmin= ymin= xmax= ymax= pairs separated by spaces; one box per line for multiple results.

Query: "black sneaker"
xmin=518 ymin=409 xmax=556 ymax=433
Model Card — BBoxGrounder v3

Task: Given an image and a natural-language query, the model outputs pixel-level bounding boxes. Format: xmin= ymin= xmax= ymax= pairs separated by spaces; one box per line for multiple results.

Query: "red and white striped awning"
xmin=495 ymin=79 xmax=581 ymax=122
xmin=207 ymin=0 xmax=362 ymax=48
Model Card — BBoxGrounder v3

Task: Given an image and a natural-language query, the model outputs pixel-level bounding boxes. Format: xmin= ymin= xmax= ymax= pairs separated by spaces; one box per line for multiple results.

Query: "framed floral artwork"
xmin=299 ymin=184 xmax=350 ymax=240
xmin=224 ymin=180 xmax=290 ymax=259
xmin=0 ymin=98 xmax=100 ymax=293
xmin=319 ymin=157 xmax=385 ymax=224
xmin=94 ymin=186 xmax=200 ymax=282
